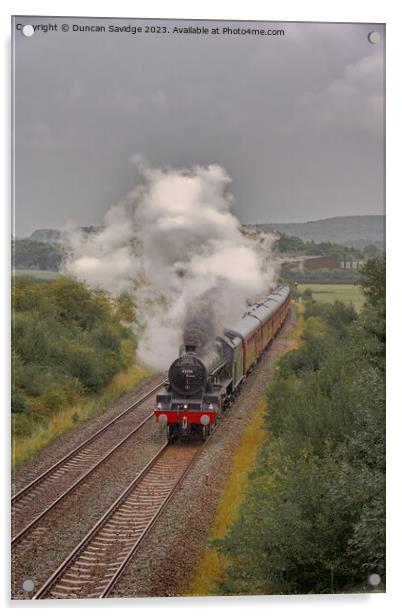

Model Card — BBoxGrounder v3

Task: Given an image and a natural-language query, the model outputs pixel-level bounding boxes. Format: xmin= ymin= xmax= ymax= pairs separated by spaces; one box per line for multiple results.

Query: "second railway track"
xmin=12 ymin=308 xmax=296 ymax=600
xmin=33 ymin=442 xmax=201 ymax=599
xmin=12 ymin=379 xmax=166 ymax=544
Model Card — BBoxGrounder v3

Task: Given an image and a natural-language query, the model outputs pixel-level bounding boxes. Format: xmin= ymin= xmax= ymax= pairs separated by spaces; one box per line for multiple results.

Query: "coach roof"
xmin=224 ymin=286 xmax=290 ymax=340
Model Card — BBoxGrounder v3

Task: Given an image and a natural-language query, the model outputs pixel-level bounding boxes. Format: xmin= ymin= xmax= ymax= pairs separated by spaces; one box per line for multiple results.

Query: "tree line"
xmin=13 ymin=239 xmax=64 ymax=271
xmin=279 ymin=265 xmax=362 ymax=285
xmin=273 ymin=232 xmax=383 ymax=261
xmin=13 ymin=233 xmax=383 ymax=275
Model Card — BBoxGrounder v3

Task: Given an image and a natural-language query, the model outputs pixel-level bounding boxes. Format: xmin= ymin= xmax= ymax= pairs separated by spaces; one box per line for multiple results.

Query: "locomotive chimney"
xmin=179 ymin=343 xmax=197 ymax=355
xmin=183 ymin=310 xmax=215 ymax=356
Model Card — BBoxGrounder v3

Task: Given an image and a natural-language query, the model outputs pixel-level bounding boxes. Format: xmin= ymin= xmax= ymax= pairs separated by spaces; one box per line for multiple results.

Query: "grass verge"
xmin=184 ymin=398 xmax=267 ymax=596
xmin=13 ymin=269 xmax=60 ymax=280
xmin=290 ymin=301 xmax=304 ymax=343
xmin=184 ymin=302 xmax=304 ymax=596
xmin=12 ymin=363 xmax=151 ymax=469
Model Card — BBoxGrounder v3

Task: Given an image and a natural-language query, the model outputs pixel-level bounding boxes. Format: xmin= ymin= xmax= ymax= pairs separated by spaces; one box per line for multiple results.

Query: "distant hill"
xmin=29 ymin=228 xmax=62 ymax=243
xmin=253 ymin=216 xmax=385 ymax=248
xmin=28 ymin=226 xmax=102 ymax=243
xmin=26 ymin=216 xmax=385 ymax=250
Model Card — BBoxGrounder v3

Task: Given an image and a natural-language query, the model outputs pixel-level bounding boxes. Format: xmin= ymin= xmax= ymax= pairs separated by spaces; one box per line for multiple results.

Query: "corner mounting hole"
xmin=22 ymin=25 xmax=35 ymax=37
xmin=368 ymin=573 xmax=381 ymax=586
xmin=22 ymin=578 xmax=35 ymax=592
xmin=368 ymin=31 xmax=380 ymax=44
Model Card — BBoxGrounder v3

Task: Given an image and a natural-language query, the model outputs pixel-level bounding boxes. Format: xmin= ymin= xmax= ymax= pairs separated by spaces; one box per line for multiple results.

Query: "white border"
xmin=2 ymin=2 xmax=400 ymax=615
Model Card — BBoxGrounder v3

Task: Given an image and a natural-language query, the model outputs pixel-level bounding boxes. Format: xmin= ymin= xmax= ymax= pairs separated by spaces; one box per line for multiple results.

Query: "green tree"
xmin=358 ymin=258 xmax=385 ymax=307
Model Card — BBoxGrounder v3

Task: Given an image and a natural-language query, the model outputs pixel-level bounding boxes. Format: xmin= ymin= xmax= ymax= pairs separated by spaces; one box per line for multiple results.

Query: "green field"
xmin=13 ymin=269 xmax=60 ymax=280
xmin=298 ymin=283 xmax=364 ymax=311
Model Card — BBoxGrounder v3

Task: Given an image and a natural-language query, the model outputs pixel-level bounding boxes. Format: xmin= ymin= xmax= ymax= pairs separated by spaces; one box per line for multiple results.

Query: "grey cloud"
xmin=298 ymin=51 xmax=384 ymax=137
xmin=13 ymin=18 xmax=385 ymax=236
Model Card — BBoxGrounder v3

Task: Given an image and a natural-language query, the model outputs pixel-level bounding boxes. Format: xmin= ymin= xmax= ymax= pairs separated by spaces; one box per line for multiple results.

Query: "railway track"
xmin=33 ymin=442 xmax=201 ymax=599
xmin=12 ymin=310 xmax=294 ymax=599
xmin=12 ymin=379 xmax=166 ymax=545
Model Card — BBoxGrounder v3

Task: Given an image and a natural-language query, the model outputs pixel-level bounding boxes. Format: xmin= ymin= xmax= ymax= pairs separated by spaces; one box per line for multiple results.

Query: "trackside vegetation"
xmin=211 ymin=258 xmax=385 ymax=595
xmin=12 ymin=276 xmax=148 ymax=467
xmin=185 ymin=304 xmax=305 ymax=596
xmin=185 ymin=399 xmax=267 ymax=596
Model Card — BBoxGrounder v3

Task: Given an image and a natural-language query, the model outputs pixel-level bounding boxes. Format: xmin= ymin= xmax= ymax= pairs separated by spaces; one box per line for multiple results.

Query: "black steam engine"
xmin=154 ymin=285 xmax=291 ymax=441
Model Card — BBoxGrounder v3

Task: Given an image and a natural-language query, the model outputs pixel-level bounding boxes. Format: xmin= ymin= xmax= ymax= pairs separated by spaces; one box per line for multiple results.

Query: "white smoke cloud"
xmin=62 ymin=161 xmax=277 ymax=369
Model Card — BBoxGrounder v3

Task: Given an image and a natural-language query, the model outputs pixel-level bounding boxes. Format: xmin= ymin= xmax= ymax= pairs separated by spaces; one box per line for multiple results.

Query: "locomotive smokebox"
xmin=168 ymin=354 xmax=207 ymax=396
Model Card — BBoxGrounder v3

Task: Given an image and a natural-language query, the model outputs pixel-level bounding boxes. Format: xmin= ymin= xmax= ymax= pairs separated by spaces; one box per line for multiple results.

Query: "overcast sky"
xmin=13 ymin=18 xmax=385 ymax=237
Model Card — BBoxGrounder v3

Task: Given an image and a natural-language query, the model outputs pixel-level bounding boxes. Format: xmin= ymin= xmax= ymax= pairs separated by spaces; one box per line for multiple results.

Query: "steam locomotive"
xmin=154 ymin=285 xmax=291 ymax=441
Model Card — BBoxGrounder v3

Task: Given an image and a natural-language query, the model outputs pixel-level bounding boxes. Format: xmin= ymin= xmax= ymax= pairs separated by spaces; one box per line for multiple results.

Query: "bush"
xmin=115 ymin=291 xmax=136 ymax=323
xmin=301 ymin=316 xmax=328 ymax=341
xmin=12 ymin=413 xmax=35 ymax=437
xmin=325 ymin=300 xmax=357 ymax=334
xmin=63 ymin=338 xmax=121 ymax=392
xmin=304 ymin=300 xmax=329 ymax=321
xmin=303 ymin=300 xmax=357 ymax=335
xmin=11 ymin=392 xmax=28 ymax=414
xmin=302 ymin=287 xmax=313 ymax=300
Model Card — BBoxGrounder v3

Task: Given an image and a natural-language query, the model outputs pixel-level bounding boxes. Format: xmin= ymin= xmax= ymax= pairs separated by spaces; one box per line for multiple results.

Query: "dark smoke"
xmin=183 ymin=314 xmax=216 ymax=353
xmin=183 ymin=289 xmax=218 ymax=354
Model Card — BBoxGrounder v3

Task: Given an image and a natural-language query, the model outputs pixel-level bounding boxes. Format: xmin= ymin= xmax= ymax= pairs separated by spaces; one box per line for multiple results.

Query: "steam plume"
xmin=63 ymin=161 xmax=276 ymax=369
